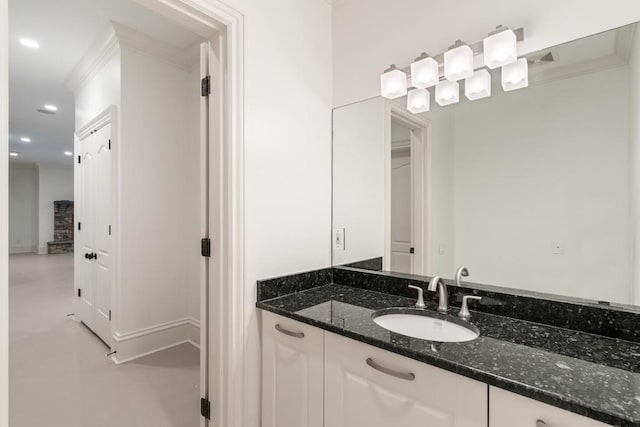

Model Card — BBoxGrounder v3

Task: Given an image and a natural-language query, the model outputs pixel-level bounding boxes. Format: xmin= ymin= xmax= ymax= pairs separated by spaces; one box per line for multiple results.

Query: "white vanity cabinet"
xmin=324 ymin=331 xmax=488 ymax=427
xmin=489 ymin=386 xmax=611 ymax=427
xmin=261 ymin=311 xmax=324 ymax=427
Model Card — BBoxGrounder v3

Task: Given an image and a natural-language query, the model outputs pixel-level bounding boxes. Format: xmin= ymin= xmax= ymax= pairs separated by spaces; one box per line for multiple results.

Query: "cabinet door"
xmin=325 ymin=331 xmax=487 ymax=427
xmin=490 ymin=386 xmax=611 ymax=427
xmin=261 ymin=311 xmax=324 ymax=427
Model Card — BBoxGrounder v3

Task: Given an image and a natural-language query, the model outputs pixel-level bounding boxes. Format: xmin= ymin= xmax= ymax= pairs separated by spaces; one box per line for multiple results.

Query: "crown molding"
xmin=112 ymin=21 xmax=199 ymax=71
xmin=65 ymin=25 xmax=119 ymax=94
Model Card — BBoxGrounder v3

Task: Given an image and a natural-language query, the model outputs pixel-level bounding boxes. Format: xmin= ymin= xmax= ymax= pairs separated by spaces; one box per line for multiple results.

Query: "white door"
xmin=75 ymin=123 xmax=112 ymax=346
xmin=262 ymin=311 xmax=324 ymax=427
xmin=325 ymin=332 xmax=488 ymax=427
xmin=390 ymin=151 xmax=412 ymax=273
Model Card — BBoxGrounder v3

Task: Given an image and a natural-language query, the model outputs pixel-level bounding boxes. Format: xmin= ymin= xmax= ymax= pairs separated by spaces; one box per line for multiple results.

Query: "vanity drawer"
xmin=489 ymin=386 xmax=611 ymax=427
xmin=325 ymin=331 xmax=488 ymax=427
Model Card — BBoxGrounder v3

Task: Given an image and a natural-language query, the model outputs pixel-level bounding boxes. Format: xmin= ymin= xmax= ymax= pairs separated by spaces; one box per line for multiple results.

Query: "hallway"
xmin=9 ymin=253 xmax=199 ymax=427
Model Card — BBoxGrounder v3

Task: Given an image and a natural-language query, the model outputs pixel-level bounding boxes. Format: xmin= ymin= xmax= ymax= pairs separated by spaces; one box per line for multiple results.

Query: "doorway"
xmin=386 ymin=106 xmax=431 ymax=276
xmin=6 ymin=0 xmax=244 ymax=425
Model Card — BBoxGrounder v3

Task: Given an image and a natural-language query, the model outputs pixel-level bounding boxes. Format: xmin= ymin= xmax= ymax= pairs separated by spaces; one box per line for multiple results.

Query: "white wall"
xmin=333 ymin=97 xmax=386 ymax=265
xmin=218 ymin=1 xmax=333 ymax=426
xmin=453 ymin=66 xmax=630 ymax=303
xmin=35 ymin=164 xmax=73 ymax=254
xmin=8 ymin=164 xmax=37 ymax=254
xmin=74 ymin=53 xmax=121 ymax=131
xmin=118 ymin=43 xmax=200 ymax=336
xmin=333 ymin=0 xmax=640 ymax=107
xmin=630 ymin=26 xmax=640 ymax=304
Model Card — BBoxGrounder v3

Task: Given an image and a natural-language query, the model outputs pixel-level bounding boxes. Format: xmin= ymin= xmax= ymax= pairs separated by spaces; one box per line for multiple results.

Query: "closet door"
xmin=75 ymin=122 xmax=112 ymax=346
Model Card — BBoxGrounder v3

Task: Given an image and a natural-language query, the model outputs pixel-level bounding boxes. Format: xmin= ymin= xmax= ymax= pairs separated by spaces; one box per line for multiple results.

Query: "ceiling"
xmin=8 ymin=0 xmax=202 ymax=165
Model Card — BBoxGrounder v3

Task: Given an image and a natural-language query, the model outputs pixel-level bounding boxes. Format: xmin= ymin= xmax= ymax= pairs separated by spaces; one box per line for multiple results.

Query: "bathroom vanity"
xmin=257 ymin=272 xmax=637 ymax=426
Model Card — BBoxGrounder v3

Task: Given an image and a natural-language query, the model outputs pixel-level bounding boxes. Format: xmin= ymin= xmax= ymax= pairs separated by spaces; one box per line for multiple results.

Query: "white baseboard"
xmin=111 ymin=317 xmax=200 ymax=364
xmin=9 ymin=245 xmax=36 ymax=254
xmin=36 ymin=245 xmax=48 ymax=255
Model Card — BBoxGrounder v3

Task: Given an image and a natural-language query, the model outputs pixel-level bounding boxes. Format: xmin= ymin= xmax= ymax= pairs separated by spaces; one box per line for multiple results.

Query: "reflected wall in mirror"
xmin=333 ymin=22 xmax=640 ymax=306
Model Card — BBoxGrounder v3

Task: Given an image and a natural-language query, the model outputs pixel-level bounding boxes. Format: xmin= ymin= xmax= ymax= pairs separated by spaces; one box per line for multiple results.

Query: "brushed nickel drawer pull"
xmin=275 ymin=323 xmax=305 ymax=338
xmin=536 ymin=420 xmax=548 ymax=427
xmin=366 ymin=357 xmax=416 ymax=381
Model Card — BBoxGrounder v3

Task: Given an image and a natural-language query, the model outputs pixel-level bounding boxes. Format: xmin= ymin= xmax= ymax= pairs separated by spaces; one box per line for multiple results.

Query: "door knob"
xmin=84 ymin=252 xmax=97 ymax=260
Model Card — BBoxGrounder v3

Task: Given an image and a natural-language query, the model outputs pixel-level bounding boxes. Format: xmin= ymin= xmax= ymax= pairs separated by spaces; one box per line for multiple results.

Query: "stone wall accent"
xmin=48 ymin=200 xmax=74 ymax=254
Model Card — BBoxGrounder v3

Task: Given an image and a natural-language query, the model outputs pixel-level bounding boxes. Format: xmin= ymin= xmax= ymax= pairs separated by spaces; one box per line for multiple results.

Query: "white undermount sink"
xmin=372 ymin=309 xmax=480 ymax=343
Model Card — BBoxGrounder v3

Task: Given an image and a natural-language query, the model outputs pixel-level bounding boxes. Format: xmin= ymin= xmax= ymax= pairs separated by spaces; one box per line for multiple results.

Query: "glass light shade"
xmin=444 ymin=44 xmax=474 ymax=81
xmin=501 ymin=58 xmax=528 ymax=91
xmin=483 ymin=29 xmax=517 ymax=69
xmin=435 ymin=80 xmax=460 ymax=106
xmin=380 ymin=68 xmax=408 ymax=99
xmin=411 ymin=57 xmax=439 ymax=89
xmin=465 ymin=69 xmax=491 ymax=100
xmin=407 ymin=88 xmax=430 ymax=113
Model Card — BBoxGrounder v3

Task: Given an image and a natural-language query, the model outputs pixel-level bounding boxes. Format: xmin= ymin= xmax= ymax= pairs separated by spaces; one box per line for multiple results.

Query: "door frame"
xmin=385 ymin=101 xmax=432 ymax=276
xmin=132 ymin=1 xmax=245 ymax=427
xmin=74 ymin=106 xmax=118 ymax=349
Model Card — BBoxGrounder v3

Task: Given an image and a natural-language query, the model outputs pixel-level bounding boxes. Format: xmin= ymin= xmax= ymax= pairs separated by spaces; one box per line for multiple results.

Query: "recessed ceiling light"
xmin=19 ymin=38 xmax=39 ymax=49
xmin=44 ymin=104 xmax=58 ymax=112
xmin=20 ymin=137 xmax=31 ymax=143
xmin=64 ymin=151 xmax=73 ymax=156
xmin=9 ymin=151 xmax=19 ymax=157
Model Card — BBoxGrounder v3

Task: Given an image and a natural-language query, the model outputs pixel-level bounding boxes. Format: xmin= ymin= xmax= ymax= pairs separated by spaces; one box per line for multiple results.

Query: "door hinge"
xmin=201 ymin=238 xmax=211 ymax=257
xmin=78 ymin=288 xmax=82 ymax=298
xmin=108 ymin=139 xmax=111 ymax=150
xmin=78 ymin=222 xmax=81 ymax=231
xmin=109 ymin=310 xmax=112 ymax=321
xmin=200 ymin=398 xmax=211 ymax=420
xmin=410 ymin=247 xmax=415 ymax=254
xmin=201 ymin=75 xmax=211 ymax=97
xmin=108 ymin=225 xmax=111 ymax=235
xmin=77 ymin=155 xmax=81 ymax=164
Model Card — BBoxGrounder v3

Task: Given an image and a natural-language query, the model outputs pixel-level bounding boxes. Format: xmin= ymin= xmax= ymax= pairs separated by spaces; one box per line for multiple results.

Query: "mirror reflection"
xmin=333 ymin=22 xmax=640 ymax=306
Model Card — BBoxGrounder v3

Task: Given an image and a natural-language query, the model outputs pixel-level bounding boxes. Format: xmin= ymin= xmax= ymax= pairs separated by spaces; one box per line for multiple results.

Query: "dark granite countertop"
xmin=257 ymin=284 xmax=640 ymax=426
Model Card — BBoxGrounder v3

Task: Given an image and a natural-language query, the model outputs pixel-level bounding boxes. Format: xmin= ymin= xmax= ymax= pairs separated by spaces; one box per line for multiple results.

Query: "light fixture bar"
xmin=397 ymin=27 xmax=524 ymax=77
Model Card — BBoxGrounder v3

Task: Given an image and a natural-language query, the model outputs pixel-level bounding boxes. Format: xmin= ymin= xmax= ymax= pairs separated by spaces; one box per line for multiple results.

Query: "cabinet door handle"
xmin=366 ymin=357 xmax=415 ymax=381
xmin=536 ymin=420 xmax=549 ymax=427
xmin=275 ymin=323 xmax=305 ymax=338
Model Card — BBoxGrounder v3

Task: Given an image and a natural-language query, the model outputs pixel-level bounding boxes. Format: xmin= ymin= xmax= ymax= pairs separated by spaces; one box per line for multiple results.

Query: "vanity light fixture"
xmin=483 ymin=26 xmax=518 ymax=69
xmin=444 ymin=41 xmax=474 ymax=81
xmin=465 ymin=69 xmax=491 ymax=100
xmin=380 ymin=65 xmax=408 ymax=99
xmin=435 ymin=80 xmax=460 ymax=106
xmin=411 ymin=53 xmax=439 ymax=89
xmin=501 ymin=58 xmax=529 ymax=91
xmin=407 ymin=88 xmax=430 ymax=113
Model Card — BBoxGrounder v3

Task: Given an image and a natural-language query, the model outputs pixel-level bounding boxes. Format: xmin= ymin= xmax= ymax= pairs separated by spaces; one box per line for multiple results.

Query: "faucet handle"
xmin=458 ymin=295 xmax=482 ymax=320
xmin=407 ymin=285 xmax=425 ymax=308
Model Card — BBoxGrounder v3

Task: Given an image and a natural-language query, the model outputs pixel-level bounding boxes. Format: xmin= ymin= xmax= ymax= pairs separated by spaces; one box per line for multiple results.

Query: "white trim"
xmin=9 ymin=246 xmax=37 ymax=255
xmin=0 ymin=1 xmax=9 ymax=425
xmin=112 ymin=317 xmax=200 ymax=342
xmin=111 ymin=317 xmax=200 ymax=363
xmin=65 ymin=27 xmax=119 ymax=93
xmin=111 ymin=339 xmax=199 ymax=365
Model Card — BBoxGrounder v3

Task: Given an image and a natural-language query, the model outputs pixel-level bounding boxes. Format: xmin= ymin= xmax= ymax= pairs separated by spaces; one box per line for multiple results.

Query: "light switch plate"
xmin=334 ymin=228 xmax=345 ymax=251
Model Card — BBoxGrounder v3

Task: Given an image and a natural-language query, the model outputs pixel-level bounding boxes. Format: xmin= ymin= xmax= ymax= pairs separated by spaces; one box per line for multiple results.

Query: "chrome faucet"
xmin=455 ymin=266 xmax=469 ymax=286
xmin=427 ymin=276 xmax=448 ymax=313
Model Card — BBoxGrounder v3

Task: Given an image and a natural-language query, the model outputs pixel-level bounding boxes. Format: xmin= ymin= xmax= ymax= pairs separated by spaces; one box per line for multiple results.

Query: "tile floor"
xmin=9 ymin=253 xmax=200 ymax=427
